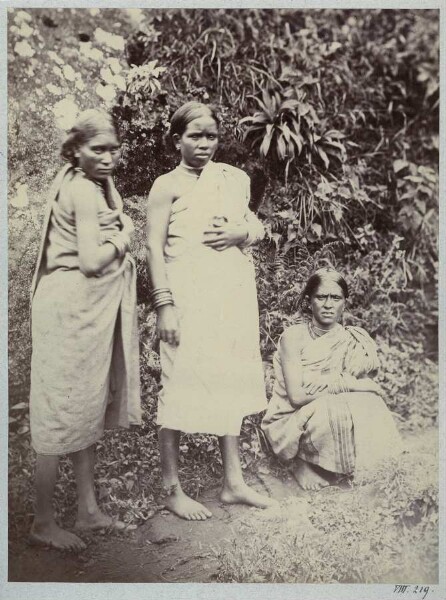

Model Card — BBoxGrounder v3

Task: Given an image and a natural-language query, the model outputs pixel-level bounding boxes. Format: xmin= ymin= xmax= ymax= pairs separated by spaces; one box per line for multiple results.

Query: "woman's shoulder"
xmin=216 ymin=162 xmax=250 ymax=182
xmin=344 ymin=325 xmax=380 ymax=372
xmin=280 ymin=323 xmax=309 ymax=351
xmin=64 ymin=170 xmax=101 ymax=196
xmin=152 ymin=170 xmax=177 ymax=188
xmin=345 ymin=325 xmax=376 ymax=345
xmin=59 ymin=170 xmax=101 ymax=213
xmin=148 ymin=171 xmax=178 ymax=202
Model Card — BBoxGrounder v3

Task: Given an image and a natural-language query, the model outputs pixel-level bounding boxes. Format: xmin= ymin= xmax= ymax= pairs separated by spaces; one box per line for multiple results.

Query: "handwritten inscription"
xmin=394 ymin=585 xmax=432 ymax=599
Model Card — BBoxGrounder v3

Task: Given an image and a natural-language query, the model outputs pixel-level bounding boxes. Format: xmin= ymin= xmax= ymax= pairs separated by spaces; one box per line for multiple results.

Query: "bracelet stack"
xmin=151 ymin=287 xmax=174 ymax=309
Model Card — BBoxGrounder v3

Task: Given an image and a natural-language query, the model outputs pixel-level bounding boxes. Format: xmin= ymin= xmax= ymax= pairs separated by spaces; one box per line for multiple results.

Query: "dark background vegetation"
xmin=8 ymin=8 xmax=439 ymax=582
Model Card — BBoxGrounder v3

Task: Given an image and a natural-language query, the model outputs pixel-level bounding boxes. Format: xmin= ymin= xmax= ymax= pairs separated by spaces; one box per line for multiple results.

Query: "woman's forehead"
xmin=185 ymin=116 xmax=218 ymax=133
xmin=86 ymin=131 xmax=119 ymax=145
xmin=314 ymin=280 xmax=344 ymax=296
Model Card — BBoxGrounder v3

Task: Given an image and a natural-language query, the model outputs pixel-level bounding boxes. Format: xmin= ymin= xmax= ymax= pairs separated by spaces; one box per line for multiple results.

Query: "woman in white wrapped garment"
xmin=262 ymin=268 xmax=403 ymax=490
xmin=29 ymin=110 xmax=141 ymax=550
xmin=146 ymin=101 xmax=278 ymax=520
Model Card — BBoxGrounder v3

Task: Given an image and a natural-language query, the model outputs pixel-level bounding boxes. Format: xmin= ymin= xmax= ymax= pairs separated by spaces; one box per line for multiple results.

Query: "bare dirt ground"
xmin=8 ymin=429 xmax=437 ymax=584
xmin=9 ymin=470 xmax=306 ymax=583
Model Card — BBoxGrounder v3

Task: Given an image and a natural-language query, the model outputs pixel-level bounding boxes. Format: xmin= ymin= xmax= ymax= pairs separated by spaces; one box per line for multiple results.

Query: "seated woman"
xmin=261 ymin=268 xmax=402 ymax=491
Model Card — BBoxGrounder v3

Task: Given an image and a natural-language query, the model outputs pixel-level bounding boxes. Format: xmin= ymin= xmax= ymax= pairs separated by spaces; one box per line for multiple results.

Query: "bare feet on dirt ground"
xmin=74 ymin=510 xmax=136 ymax=532
xmin=219 ymin=481 xmax=279 ymax=508
xmin=29 ymin=520 xmax=86 ymax=552
xmin=290 ymin=459 xmax=331 ymax=491
xmin=162 ymin=488 xmax=213 ymax=521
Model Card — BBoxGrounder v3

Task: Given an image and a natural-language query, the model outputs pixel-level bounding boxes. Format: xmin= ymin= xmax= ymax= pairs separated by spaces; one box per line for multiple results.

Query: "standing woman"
xmin=29 ymin=109 xmax=141 ymax=550
xmin=146 ymin=101 xmax=277 ymax=520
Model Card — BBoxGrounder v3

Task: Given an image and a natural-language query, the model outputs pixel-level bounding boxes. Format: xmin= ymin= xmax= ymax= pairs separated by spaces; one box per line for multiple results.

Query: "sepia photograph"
xmin=2 ymin=3 xmax=443 ymax=598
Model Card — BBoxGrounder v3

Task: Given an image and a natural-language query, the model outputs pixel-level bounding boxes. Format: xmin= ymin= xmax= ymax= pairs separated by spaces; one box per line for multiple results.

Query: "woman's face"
xmin=310 ymin=280 xmax=345 ymax=328
xmin=75 ymin=131 xmax=120 ymax=181
xmin=174 ymin=116 xmax=219 ymax=168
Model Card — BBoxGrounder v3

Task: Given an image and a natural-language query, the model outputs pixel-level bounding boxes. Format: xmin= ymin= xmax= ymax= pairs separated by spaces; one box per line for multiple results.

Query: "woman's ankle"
xmin=161 ymin=481 xmax=182 ymax=497
xmin=221 ymin=478 xmax=246 ymax=493
xmin=32 ymin=514 xmax=57 ymax=529
xmin=76 ymin=491 xmax=101 ymax=517
xmin=76 ymin=503 xmax=101 ymax=520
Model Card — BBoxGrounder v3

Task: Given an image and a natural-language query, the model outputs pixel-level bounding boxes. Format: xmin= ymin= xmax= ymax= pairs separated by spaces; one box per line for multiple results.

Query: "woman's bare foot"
xmin=220 ymin=482 xmax=279 ymax=509
xmin=74 ymin=510 xmax=134 ymax=532
xmin=29 ymin=520 xmax=86 ymax=552
xmin=291 ymin=459 xmax=330 ymax=491
xmin=163 ymin=488 xmax=212 ymax=521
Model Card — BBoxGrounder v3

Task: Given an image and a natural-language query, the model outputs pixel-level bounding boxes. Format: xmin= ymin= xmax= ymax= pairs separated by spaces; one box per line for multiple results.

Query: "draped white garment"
xmin=262 ymin=324 xmax=403 ymax=473
xmin=157 ymin=161 xmax=267 ymax=435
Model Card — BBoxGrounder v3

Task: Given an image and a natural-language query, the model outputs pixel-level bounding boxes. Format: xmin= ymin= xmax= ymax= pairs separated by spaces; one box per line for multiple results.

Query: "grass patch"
xmin=216 ymin=431 xmax=438 ymax=584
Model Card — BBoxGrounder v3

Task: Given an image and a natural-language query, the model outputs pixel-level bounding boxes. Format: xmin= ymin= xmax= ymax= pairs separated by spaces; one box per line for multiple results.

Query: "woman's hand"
xmin=302 ymin=376 xmax=329 ymax=397
xmin=289 ymin=378 xmax=328 ymax=408
xmin=156 ymin=304 xmax=180 ymax=346
xmin=203 ymin=221 xmax=248 ymax=251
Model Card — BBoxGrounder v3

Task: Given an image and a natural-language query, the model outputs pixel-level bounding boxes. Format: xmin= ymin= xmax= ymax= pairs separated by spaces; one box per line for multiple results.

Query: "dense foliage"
xmin=7 ymin=8 xmax=439 ymax=582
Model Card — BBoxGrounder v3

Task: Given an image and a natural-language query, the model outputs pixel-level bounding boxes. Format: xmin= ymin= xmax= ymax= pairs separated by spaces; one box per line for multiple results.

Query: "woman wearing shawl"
xmin=262 ymin=268 xmax=402 ymax=490
xmin=146 ymin=101 xmax=277 ymax=520
xmin=29 ymin=110 xmax=141 ymax=550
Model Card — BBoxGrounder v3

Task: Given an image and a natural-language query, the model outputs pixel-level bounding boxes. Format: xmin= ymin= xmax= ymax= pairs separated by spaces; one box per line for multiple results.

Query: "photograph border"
xmin=1 ymin=1 xmax=444 ymax=599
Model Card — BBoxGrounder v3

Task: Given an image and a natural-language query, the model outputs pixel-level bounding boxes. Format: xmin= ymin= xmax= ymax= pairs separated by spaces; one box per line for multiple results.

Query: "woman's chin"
xmin=90 ymin=172 xmax=110 ymax=182
xmin=197 ymin=160 xmax=211 ymax=168
xmin=316 ymin=318 xmax=337 ymax=328
xmin=194 ymin=155 xmax=213 ymax=167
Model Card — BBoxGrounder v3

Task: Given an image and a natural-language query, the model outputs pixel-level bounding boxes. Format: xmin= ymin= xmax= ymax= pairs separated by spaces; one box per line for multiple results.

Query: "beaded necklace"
xmin=307 ymin=319 xmax=334 ymax=340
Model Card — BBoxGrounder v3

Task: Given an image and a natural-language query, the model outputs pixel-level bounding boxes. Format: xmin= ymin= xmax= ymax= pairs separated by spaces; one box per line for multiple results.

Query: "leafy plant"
xmin=392 ymin=160 xmax=438 ymax=285
xmin=124 ymin=60 xmax=167 ymax=104
xmin=240 ymin=87 xmax=346 ymax=180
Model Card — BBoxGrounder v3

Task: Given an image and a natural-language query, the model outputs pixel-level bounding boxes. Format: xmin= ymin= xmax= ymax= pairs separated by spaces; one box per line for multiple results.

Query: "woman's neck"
xmin=308 ymin=318 xmax=338 ymax=338
xmin=75 ymin=167 xmax=107 ymax=187
xmin=177 ymin=160 xmax=206 ymax=178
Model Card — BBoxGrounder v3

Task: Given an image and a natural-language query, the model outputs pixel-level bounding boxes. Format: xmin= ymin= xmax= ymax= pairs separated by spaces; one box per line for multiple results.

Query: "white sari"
xmin=157 ymin=161 xmax=267 ymax=435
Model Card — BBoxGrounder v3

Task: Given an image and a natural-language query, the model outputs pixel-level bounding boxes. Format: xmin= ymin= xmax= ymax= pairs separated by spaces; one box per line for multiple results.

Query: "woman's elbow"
xmin=287 ymin=389 xmax=308 ymax=408
xmin=79 ymin=259 xmax=101 ymax=277
xmin=145 ymin=243 xmax=164 ymax=264
xmin=80 ymin=268 xmax=98 ymax=278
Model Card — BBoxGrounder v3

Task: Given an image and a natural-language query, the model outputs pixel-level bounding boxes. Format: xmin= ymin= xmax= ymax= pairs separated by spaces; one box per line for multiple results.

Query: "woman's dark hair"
xmin=169 ymin=101 xmax=219 ymax=142
xmin=60 ymin=109 xmax=118 ymax=165
xmin=297 ymin=268 xmax=349 ymax=310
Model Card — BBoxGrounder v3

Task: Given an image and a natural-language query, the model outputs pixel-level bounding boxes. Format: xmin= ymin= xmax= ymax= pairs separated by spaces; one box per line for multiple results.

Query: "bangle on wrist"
xmin=155 ymin=301 xmax=173 ymax=311
xmin=151 ymin=287 xmax=174 ymax=310
xmin=153 ymin=296 xmax=174 ymax=308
